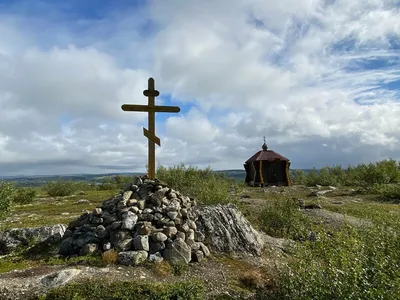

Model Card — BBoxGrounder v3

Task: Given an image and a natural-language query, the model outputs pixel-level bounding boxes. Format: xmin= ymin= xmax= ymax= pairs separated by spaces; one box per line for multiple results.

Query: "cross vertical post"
xmin=121 ymin=78 xmax=180 ymax=180
xmin=146 ymin=78 xmax=156 ymax=180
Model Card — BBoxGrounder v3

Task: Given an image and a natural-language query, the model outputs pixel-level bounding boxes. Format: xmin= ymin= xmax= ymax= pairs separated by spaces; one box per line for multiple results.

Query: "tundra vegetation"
xmin=0 ymin=159 xmax=399 ymax=299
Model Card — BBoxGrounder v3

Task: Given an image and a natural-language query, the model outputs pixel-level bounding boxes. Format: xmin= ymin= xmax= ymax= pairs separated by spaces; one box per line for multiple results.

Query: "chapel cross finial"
xmin=262 ymin=136 xmax=268 ymax=151
xmin=121 ymin=78 xmax=180 ymax=179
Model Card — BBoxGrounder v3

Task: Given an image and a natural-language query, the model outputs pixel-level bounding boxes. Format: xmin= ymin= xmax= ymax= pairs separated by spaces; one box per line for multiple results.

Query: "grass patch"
xmin=37 ymin=278 xmax=205 ymax=300
xmin=1 ymin=189 xmax=118 ymax=230
xmin=0 ymin=253 xmax=105 ymax=275
xmin=0 ymin=256 xmax=41 ymax=273
xmin=323 ymin=199 xmax=400 ymax=222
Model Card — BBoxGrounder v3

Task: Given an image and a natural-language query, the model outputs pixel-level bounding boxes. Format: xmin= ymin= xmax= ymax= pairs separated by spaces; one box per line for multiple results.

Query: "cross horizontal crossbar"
xmin=121 ymin=104 xmax=180 ymax=113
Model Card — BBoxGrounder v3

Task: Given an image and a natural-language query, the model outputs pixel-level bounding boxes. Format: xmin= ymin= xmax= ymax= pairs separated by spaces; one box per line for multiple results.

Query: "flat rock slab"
xmin=261 ymin=233 xmax=295 ymax=253
xmin=40 ymin=268 xmax=81 ymax=288
xmin=0 ymin=224 xmax=67 ymax=255
xmin=302 ymin=209 xmax=372 ymax=228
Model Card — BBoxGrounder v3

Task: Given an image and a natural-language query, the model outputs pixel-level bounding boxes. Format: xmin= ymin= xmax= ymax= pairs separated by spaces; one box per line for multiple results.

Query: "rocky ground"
xmin=0 ymin=236 xmax=284 ymax=299
xmin=1 ymin=183 xmax=398 ymax=299
xmin=0 ymin=255 xmax=277 ymax=299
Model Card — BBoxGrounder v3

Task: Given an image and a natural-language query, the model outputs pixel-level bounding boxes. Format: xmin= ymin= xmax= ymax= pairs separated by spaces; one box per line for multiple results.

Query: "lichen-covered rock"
xmin=40 ymin=268 xmax=81 ymax=288
xmin=152 ymin=232 xmax=168 ymax=243
xmin=133 ymin=235 xmax=149 ymax=251
xmin=121 ymin=211 xmax=138 ymax=230
xmin=118 ymin=250 xmax=148 ymax=266
xmin=192 ymin=250 xmax=204 ymax=262
xmin=81 ymin=243 xmax=98 ymax=255
xmin=192 ymin=204 xmax=264 ymax=256
xmin=163 ymin=238 xmax=191 ymax=265
xmin=0 ymin=224 xmax=67 ymax=255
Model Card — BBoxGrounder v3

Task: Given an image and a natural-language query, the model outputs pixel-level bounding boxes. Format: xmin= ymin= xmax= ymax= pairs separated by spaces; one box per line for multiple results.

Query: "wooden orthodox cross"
xmin=121 ymin=78 xmax=180 ymax=179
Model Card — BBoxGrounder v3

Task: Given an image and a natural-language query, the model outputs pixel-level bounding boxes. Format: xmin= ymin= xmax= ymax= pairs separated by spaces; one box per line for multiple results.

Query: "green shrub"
xmin=291 ymin=159 xmax=400 ymax=187
xmin=368 ymin=183 xmax=400 ymax=202
xmin=40 ymin=278 xmax=205 ymax=300
xmin=12 ymin=187 xmax=37 ymax=205
xmin=172 ymin=262 xmax=189 ymax=276
xmin=258 ymin=198 xmax=311 ymax=240
xmin=0 ymin=181 xmax=16 ymax=215
xmin=290 ymin=169 xmax=306 ymax=185
xmin=156 ymin=164 xmax=235 ymax=205
xmin=265 ymin=221 xmax=400 ymax=300
xmin=302 ymin=166 xmax=338 ymax=186
xmin=44 ymin=179 xmax=77 ymax=197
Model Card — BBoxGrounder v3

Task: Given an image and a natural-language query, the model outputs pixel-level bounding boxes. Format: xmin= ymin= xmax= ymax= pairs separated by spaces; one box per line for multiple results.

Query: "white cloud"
xmin=1 ymin=0 xmax=400 ymax=176
xmin=166 ymin=108 xmax=220 ymax=144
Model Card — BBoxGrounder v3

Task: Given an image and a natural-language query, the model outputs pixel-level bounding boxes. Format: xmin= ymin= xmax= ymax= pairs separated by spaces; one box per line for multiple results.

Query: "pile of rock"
xmin=59 ymin=177 xmax=210 ymax=265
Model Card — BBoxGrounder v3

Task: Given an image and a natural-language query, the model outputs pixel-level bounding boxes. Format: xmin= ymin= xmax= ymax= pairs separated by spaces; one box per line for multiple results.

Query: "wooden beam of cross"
xmin=121 ymin=78 xmax=180 ymax=179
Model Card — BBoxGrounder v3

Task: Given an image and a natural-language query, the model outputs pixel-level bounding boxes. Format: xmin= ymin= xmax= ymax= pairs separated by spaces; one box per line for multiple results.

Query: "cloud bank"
xmin=0 ymin=0 xmax=400 ymax=176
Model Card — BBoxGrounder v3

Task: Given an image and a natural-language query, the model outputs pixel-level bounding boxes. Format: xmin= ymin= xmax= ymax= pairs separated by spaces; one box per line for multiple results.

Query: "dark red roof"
xmin=245 ymin=149 xmax=289 ymax=163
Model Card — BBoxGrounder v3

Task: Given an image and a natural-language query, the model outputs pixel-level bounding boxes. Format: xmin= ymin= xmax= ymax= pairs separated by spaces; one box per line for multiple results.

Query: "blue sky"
xmin=0 ymin=0 xmax=400 ymax=176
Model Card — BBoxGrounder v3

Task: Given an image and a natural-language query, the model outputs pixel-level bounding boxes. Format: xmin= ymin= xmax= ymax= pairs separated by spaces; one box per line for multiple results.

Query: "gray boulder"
xmin=163 ymin=238 xmax=191 ymax=265
xmin=133 ymin=235 xmax=149 ymax=251
xmin=40 ymin=268 xmax=81 ymax=288
xmin=0 ymin=224 xmax=67 ymax=255
xmin=192 ymin=204 xmax=264 ymax=256
xmin=118 ymin=250 xmax=148 ymax=266
xmin=121 ymin=211 xmax=138 ymax=230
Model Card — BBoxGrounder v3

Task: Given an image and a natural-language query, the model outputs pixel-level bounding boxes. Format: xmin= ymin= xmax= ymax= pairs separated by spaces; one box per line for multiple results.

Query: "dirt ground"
xmin=0 ymin=251 xmax=282 ymax=299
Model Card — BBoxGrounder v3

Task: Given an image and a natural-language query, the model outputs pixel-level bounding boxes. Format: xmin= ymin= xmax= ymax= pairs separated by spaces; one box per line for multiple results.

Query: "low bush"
xmin=367 ymin=183 xmax=400 ymax=202
xmin=101 ymin=249 xmax=118 ymax=265
xmin=0 ymin=181 xmax=16 ymax=215
xmin=156 ymin=163 xmax=235 ymax=205
xmin=258 ymin=198 xmax=311 ymax=240
xmin=0 ymin=182 xmax=37 ymax=217
xmin=239 ymin=268 xmax=267 ymax=290
xmin=264 ymin=221 xmax=400 ymax=300
xmin=290 ymin=159 xmax=400 ymax=188
xmin=12 ymin=187 xmax=37 ymax=205
xmin=44 ymin=179 xmax=77 ymax=197
xmin=172 ymin=262 xmax=190 ymax=276
xmin=39 ymin=278 xmax=205 ymax=300
xmin=153 ymin=260 xmax=173 ymax=276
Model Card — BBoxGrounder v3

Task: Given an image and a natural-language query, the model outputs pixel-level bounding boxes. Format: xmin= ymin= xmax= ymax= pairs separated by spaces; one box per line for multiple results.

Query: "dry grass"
xmin=153 ymin=261 xmax=173 ymax=277
xmin=102 ymin=250 xmax=118 ymax=265
xmin=239 ymin=268 xmax=268 ymax=290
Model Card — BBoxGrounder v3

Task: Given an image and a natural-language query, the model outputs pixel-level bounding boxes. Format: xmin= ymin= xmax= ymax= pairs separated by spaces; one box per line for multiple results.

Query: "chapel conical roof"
xmin=245 ymin=137 xmax=289 ymax=163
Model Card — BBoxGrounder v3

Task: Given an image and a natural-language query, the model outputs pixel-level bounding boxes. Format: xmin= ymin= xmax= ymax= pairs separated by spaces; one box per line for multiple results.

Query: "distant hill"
xmin=0 ymin=172 xmax=142 ymax=187
xmin=0 ymin=169 xmax=315 ymax=187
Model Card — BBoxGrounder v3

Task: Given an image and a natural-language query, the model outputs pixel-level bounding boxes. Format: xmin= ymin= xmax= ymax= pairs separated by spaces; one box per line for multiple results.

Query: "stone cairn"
xmin=59 ymin=176 xmax=210 ymax=266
